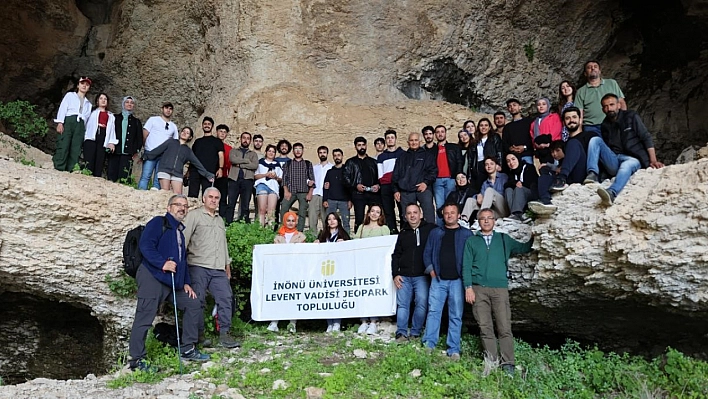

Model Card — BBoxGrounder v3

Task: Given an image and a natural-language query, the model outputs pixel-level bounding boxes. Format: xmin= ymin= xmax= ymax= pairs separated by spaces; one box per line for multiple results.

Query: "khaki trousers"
xmin=472 ymin=286 xmax=515 ymax=365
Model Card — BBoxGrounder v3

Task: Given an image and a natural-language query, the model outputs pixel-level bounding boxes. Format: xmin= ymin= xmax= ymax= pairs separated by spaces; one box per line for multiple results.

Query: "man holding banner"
xmin=421 ymin=202 xmax=472 ymax=361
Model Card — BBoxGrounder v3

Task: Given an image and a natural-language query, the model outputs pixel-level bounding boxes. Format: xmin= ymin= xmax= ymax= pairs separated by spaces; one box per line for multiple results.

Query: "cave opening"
xmin=0 ymin=292 xmax=106 ymax=385
xmin=398 ymin=58 xmax=484 ymax=110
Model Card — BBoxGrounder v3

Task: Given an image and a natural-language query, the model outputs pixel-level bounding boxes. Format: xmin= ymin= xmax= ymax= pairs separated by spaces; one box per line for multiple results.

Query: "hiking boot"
xmin=366 ymin=322 xmax=378 ymax=335
xmin=198 ymin=332 xmax=212 ymax=348
xmin=266 ymin=321 xmax=279 ymax=332
xmin=597 ymin=187 xmax=616 ymax=206
xmin=181 ymin=346 xmax=210 ymax=362
xmin=448 ymin=353 xmax=461 ymax=361
xmin=551 ymin=175 xmax=568 ymax=192
xmin=287 ymin=322 xmax=297 ymax=334
xmin=129 ymin=359 xmax=157 ymax=373
xmin=502 ymin=364 xmax=515 ymax=376
xmin=583 ymin=171 xmax=599 ymax=185
xmin=410 ymin=334 xmax=420 ymax=340
xmin=395 ymin=334 xmax=409 ymax=343
xmin=357 ymin=322 xmax=369 ymax=334
xmin=528 ymin=201 xmax=557 ymax=216
xmin=219 ymin=333 xmax=241 ymax=349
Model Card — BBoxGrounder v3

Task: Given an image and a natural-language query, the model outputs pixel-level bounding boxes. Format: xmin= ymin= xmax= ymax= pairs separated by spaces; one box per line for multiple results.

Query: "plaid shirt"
xmin=283 ymin=158 xmax=314 ymax=193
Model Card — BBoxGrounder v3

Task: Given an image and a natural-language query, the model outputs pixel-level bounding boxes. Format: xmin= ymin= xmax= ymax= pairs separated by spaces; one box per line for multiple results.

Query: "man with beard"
xmin=377 ymin=129 xmax=405 ymax=233
xmin=273 ymin=139 xmax=292 ymax=226
xmin=226 ymin=132 xmax=258 ymax=223
xmin=139 ymin=102 xmax=179 ymax=190
xmin=584 ymin=94 xmax=663 ymax=206
xmin=343 ymin=136 xmax=380 ymax=232
xmin=432 ymin=125 xmax=463 ymax=223
xmin=422 ymin=126 xmax=436 ymax=151
xmin=493 ymin=111 xmax=506 ymax=137
xmin=310 ymin=146 xmax=333 ymax=233
xmin=281 ymin=143 xmax=315 ymax=232
xmin=501 ymin=98 xmax=533 ymax=165
xmin=251 ymin=134 xmax=265 ymax=216
xmin=323 ymin=148 xmax=353 ymax=232
xmin=529 ymin=107 xmax=594 ymax=215
xmin=575 ymin=60 xmax=627 ymax=136
xmin=187 ymin=117 xmax=224 ymax=198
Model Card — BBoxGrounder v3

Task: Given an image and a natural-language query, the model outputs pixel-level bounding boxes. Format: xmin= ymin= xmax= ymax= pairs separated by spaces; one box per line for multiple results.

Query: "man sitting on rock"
xmin=583 ymin=94 xmax=664 ymax=206
xmin=529 ymin=106 xmax=594 ymax=215
xmin=128 ymin=195 xmax=209 ymax=372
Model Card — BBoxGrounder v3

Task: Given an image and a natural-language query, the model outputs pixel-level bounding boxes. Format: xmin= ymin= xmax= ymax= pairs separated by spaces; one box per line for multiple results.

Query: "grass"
xmin=106 ymin=321 xmax=708 ymax=398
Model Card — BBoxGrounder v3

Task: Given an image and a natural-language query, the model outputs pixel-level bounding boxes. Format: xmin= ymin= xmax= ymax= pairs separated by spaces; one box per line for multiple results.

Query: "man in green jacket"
xmin=462 ymin=208 xmax=533 ymax=375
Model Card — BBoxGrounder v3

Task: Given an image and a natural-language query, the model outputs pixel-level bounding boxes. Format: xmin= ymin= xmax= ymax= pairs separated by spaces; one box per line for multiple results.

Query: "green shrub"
xmin=0 ymin=100 xmax=49 ymax=140
xmin=105 ymin=272 xmax=138 ymax=298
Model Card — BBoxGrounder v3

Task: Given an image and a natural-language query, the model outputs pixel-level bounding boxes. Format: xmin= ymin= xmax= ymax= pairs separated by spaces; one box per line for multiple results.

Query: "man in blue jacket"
xmin=128 ymin=194 xmax=209 ymax=372
xmin=422 ymin=202 xmax=473 ymax=360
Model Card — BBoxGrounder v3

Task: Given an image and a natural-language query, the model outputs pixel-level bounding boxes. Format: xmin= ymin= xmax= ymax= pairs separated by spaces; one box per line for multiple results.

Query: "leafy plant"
xmin=105 ymin=272 xmax=137 ymax=298
xmin=118 ymin=167 xmax=138 ymax=188
xmin=0 ymin=100 xmax=49 ymax=140
xmin=524 ymin=39 xmax=535 ymax=62
xmin=73 ymin=163 xmax=93 ymax=175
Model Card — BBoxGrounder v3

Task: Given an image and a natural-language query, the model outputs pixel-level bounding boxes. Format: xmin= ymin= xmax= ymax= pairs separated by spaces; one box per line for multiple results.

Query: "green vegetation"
xmin=105 ymin=272 xmax=138 ymax=298
xmin=72 ymin=163 xmax=93 ymax=175
xmin=524 ymin=40 xmax=535 ymax=63
xmin=0 ymin=100 xmax=48 ymax=140
xmin=107 ymin=324 xmax=708 ymax=398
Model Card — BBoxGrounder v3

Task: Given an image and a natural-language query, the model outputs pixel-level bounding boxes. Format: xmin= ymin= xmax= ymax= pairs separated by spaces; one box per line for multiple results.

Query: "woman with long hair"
xmin=461 ymin=156 xmax=509 ymax=221
xmin=143 ymin=127 xmax=214 ymax=193
xmin=558 ymin=80 xmax=576 ymax=141
xmin=53 ymin=76 xmax=92 ymax=172
xmin=457 ymin=129 xmax=472 ymax=176
xmin=503 ymin=153 xmax=538 ymax=223
xmin=83 ymin=92 xmax=116 ymax=177
xmin=268 ymin=211 xmax=307 ymax=334
xmin=444 ymin=173 xmax=478 ymax=223
xmin=466 ymin=118 xmax=503 ymax=191
xmin=313 ymin=212 xmax=351 ymax=333
xmin=529 ymin=97 xmax=563 ymax=167
xmin=254 ymin=144 xmax=283 ymax=227
xmin=463 ymin=120 xmax=476 ymax=139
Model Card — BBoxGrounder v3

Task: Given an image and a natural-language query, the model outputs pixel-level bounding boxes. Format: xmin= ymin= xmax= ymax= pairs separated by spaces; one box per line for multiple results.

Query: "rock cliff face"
xmin=0 ymin=0 xmax=706 ymax=160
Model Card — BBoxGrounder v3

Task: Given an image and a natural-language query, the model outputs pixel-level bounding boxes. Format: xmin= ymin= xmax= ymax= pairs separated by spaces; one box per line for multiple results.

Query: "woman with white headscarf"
xmin=107 ymin=96 xmax=143 ymax=182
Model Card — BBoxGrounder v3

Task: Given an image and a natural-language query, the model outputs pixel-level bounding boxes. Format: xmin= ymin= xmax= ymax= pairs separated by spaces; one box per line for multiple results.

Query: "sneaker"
xmin=521 ymin=214 xmax=533 ymax=224
xmin=366 ymin=322 xmax=378 ymax=335
xmin=424 ymin=346 xmax=434 ymax=354
xmin=502 ymin=364 xmax=515 ymax=376
xmin=325 ymin=324 xmax=333 ymax=333
xmin=458 ymin=219 xmax=470 ymax=229
xmin=583 ymin=171 xmax=599 ymax=185
xmin=597 ymin=187 xmax=616 ymax=206
xmin=332 ymin=323 xmax=341 ymax=332
xmin=266 ymin=321 xmax=279 ymax=332
xmin=181 ymin=346 xmax=210 ymax=362
xmin=219 ymin=333 xmax=241 ymax=348
xmin=449 ymin=353 xmax=461 ymax=361
xmin=471 ymin=221 xmax=480 ymax=230
xmin=150 ymin=187 xmax=160 ymax=191
xmin=198 ymin=332 xmax=212 ymax=348
xmin=551 ymin=176 xmax=568 ymax=192
xmin=129 ymin=359 xmax=157 ymax=373
xmin=528 ymin=201 xmax=557 ymax=216
xmin=395 ymin=334 xmax=409 ymax=343
xmin=357 ymin=322 xmax=369 ymax=334
xmin=503 ymin=213 xmax=522 ymax=223
xmin=287 ymin=322 xmax=297 ymax=334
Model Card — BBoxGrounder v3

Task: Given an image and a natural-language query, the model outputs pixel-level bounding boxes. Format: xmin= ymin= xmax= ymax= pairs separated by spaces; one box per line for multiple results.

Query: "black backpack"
xmin=122 ymin=216 xmax=170 ymax=277
xmin=153 ymin=322 xmax=180 ymax=347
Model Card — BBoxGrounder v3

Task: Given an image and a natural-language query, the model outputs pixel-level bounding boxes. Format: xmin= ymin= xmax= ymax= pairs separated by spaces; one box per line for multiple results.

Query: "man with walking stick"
xmin=128 ymin=194 xmax=210 ymax=372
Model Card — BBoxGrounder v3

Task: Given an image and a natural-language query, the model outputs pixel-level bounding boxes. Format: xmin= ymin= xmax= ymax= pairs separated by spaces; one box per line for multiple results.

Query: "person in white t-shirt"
xmin=53 ymin=76 xmax=92 ymax=172
xmin=138 ymin=102 xmax=179 ymax=190
xmin=309 ymin=146 xmax=333 ymax=233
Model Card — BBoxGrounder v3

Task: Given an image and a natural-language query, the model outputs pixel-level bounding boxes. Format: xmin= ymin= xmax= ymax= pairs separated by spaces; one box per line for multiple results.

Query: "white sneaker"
xmin=332 ymin=323 xmax=341 ymax=332
xmin=471 ymin=221 xmax=480 ymax=230
xmin=366 ymin=322 xmax=377 ymax=335
xmin=358 ymin=323 xmax=369 ymax=334
xmin=326 ymin=324 xmax=333 ymax=333
xmin=266 ymin=321 xmax=279 ymax=332
xmin=149 ymin=187 xmax=159 ymax=191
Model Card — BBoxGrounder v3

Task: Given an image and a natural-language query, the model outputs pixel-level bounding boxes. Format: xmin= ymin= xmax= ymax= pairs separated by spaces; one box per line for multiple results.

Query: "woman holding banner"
xmin=268 ymin=211 xmax=306 ymax=333
xmin=353 ymin=204 xmax=390 ymax=335
xmin=314 ymin=212 xmax=351 ymax=332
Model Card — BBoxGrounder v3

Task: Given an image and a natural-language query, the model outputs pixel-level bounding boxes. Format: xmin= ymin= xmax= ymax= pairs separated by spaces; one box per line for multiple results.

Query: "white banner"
xmin=251 ymin=236 xmax=398 ymax=321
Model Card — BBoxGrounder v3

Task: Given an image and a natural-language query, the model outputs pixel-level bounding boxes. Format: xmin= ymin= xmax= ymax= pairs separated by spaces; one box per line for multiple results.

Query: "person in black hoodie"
xmin=392 ymin=132 xmax=437 ymax=227
xmin=503 ymin=153 xmax=538 ymax=222
xmin=466 ymin=118 xmax=503 ymax=190
xmin=343 ymin=136 xmax=381 ymax=232
xmin=391 ymin=203 xmax=436 ymax=342
xmin=442 ymin=173 xmax=478 ymax=225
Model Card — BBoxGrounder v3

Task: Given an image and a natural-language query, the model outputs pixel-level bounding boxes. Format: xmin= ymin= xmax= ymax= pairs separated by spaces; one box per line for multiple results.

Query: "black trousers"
xmin=107 ymin=153 xmax=134 ymax=182
xmin=215 ymin=177 xmax=230 ymax=219
xmin=227 ymin=178 xmax=254 ymax=224
xmin=83 ymin=127 xmax=107 ymax=177
xmin=380 ymin=184 xmax=402 ymax=232
xmin=351 ymin=191 xmax=381 ymax=233
xmin=187 ymin=166 xmax=212 ymax=198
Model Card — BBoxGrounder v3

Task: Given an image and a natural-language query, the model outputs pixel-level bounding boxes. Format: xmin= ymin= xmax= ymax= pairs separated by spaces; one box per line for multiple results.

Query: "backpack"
xmin=122 ymin=216 xmax=170 ymax=277
xmin=153 ymin=322 xmax=180 ymax=347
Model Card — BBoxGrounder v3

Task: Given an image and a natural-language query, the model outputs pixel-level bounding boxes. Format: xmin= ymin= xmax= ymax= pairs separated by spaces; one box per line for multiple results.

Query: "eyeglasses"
xmin=165 ymin=122 xmax=169 ymax=130
xmin=478 ymin=216 xmax=495 ymax=221
xmin=170 ymin=203 xmax=188 ymax=209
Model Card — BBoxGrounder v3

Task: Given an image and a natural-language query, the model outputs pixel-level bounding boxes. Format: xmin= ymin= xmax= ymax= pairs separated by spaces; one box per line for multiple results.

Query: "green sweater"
xmin=462 ymin=231 xmax=533 ymax=289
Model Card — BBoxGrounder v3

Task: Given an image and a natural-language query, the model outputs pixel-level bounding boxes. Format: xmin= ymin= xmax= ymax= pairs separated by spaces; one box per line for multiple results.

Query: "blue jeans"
xmin=583 ymin=124 xmax=602 ymax=137
xmin=521 ymin=156 xmax=534 ymax=165
xmin=138 ymin=157 xmax=161 ymax=190
xmin=586 ymin=137 xmax=641 ymax=196
xmin=433 ymin=178 xmax=456 ymax=225
xmin=422 ymin=278 xmax=464 ymax=355
xmin=395 ymin=276 xmax=430 ymax=337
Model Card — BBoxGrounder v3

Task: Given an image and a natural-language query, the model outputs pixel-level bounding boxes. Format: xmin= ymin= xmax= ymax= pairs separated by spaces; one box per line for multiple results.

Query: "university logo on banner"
xmin=251 ymin=236 xmax=398 ymax=320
